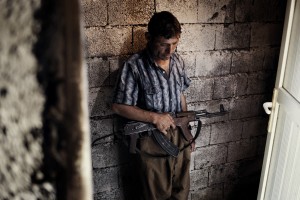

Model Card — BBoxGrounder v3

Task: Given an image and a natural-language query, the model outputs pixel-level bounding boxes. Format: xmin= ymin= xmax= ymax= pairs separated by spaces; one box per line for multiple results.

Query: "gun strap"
xmin=181 ymin=120 xmax=202 ymax=152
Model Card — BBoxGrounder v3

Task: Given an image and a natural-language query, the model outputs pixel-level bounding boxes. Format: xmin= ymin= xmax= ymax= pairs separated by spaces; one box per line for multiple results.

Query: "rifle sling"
xmin=181 ymin=120 xmax=202 ymax=152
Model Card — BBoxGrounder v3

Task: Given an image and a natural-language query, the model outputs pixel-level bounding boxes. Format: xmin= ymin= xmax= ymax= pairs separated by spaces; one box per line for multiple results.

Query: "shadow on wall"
xmin=89 ymin=27 xmax=147 ymax=118
xmin=225 ymin=157 xmax=264 ymax=200
xmin=89 ymin=28 xmax=147 ymax=199
xmin=89 ymin=67 xmax=119 ymax=118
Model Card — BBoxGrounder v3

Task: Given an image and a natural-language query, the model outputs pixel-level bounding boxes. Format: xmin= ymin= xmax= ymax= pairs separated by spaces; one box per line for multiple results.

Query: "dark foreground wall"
xmin=82 ymin=0 xmax=287 ymax=199
xmin=0 ymin=1 xmax=50 ymax=198
xmin=0 ymin=0 xmax=92 ymax=199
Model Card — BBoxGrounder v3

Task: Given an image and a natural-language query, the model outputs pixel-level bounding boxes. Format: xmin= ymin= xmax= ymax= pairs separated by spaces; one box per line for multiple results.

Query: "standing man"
xmin=112 ymin=11 xmax=194 ymax=200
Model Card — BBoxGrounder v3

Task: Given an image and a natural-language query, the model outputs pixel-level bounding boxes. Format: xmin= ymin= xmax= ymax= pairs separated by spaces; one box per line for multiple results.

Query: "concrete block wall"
xmin=82 ymin=0 xmax=286 ymax=199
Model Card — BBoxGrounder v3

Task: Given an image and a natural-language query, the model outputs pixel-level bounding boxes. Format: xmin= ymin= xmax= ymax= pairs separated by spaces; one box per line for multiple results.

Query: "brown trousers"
xmin=132 ymin=128 xmax=191 ymax=200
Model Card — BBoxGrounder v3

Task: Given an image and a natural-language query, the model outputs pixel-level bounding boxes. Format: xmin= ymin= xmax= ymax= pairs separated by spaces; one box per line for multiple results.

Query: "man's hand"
xmin=152 ymin=113 xmax=176 ymax=135
xmin=111 ymin=103 xmax=177 ymax=136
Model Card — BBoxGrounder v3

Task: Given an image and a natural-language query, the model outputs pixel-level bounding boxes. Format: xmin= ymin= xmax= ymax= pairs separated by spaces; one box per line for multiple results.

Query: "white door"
xmin=257 ymin=0 xmax=300 ymax=199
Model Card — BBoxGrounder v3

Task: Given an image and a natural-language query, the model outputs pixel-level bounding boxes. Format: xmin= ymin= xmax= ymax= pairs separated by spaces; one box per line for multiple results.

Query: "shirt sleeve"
xmin=180 ymin=58 xmax=191 ymax=92
xmin=181 ymin=71 xmax=191 ymax=92
xmin=113 ymin=62 xmax=139 ymax=106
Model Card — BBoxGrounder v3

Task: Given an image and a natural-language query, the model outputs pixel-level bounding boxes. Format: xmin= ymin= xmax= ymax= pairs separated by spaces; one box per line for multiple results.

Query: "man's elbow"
xmin=111 ymin=103 xmax=119 ymax=113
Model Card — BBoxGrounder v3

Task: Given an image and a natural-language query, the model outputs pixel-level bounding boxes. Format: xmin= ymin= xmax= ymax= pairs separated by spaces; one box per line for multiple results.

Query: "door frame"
xmin=257 ymin=0 xmax=297 ymax=199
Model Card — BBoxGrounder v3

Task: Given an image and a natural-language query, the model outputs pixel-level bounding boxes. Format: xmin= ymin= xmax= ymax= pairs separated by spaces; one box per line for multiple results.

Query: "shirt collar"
xmin=144 ymin=47 xmax=175 ymax=66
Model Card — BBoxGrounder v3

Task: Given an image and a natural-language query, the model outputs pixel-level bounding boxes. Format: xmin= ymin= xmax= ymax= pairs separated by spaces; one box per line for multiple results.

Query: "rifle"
xmin=124 ymin=104 xmax=228 ymax=157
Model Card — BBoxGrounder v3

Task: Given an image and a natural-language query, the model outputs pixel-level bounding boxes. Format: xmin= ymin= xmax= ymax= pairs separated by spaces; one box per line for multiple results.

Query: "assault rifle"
xmin=124 ymin=104 xmax=228 ymax=157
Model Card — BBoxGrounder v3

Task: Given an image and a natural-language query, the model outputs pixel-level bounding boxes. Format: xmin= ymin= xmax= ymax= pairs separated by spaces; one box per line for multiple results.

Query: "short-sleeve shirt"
xmin=113 ymin=49 xmax=191 ymax=113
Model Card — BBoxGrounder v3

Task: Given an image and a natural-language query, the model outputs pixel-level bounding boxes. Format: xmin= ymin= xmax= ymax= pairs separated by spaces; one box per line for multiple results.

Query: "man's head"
xmin=147 ymin=11 xmax=181 ymax=39
xmin=146 ymin=11 xmax=181 ymax=61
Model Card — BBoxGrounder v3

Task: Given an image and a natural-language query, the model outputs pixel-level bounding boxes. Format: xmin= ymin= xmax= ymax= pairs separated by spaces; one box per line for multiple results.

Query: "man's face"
xmin=150 ymin=34 xmax=180 ymax=61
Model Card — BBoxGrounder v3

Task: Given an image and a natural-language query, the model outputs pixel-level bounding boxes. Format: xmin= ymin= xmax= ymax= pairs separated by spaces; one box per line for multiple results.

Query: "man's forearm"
xmin=112 ymin=103 xmax=175 ymax=135
xmin=180 ymin=94 xmax=187 ymax=111
xmin=111 ymin=103 xmax=154 ymax=123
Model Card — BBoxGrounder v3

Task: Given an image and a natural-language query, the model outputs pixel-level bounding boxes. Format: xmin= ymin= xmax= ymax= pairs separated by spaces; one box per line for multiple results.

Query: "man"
xmin=112 ymin=11 xmax=194 ymax=200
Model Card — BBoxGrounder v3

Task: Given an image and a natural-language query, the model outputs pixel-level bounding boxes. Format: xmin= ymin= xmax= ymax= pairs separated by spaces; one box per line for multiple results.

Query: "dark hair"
xmin=148 ymin=11 xmax=181 ymax=39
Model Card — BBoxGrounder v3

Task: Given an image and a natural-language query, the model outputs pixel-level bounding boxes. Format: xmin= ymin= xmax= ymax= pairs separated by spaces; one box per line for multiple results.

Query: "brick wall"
xmin=82 ymin=0 xmax=286 ymax=199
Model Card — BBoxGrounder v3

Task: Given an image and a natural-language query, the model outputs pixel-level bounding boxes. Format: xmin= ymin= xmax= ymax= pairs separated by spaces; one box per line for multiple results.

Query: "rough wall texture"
xmin=0 ymin=0 xmax=92 ymax=199
xmin=82 ymin=0 xmax=286 ymax=199
xmin=0 ymin=0 xmax=55 ymax=199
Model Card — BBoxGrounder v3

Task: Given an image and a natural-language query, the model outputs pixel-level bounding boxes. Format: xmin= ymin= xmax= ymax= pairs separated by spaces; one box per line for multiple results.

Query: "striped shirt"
xmin=113 ymin=49 xmax=191 ymax=113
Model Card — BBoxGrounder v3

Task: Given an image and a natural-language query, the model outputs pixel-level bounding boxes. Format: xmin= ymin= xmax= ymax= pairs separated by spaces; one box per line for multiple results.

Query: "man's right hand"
xmin=151 ymin=113 xmax=176 ymax=135
xmin=112 ymin=103 xmax=176 ymax=135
